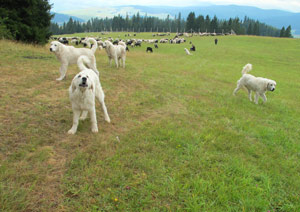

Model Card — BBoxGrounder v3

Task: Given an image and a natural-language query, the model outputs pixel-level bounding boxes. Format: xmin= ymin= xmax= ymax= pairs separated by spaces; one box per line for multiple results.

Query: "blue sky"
xmin=49 ymin=0 xmax=300 ymax=13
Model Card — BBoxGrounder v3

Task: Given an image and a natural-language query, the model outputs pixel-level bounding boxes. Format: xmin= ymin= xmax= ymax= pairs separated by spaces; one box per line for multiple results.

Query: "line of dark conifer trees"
xmin=50 ymin=12 xmax=292 ymax=38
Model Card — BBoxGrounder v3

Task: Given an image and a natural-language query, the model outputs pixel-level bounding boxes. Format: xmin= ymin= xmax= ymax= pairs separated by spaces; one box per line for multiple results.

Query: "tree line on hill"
xmin=0 ymin=0 xmax=293 ymax=45
xmin=50 ymin=12 xmax=293 ymax=38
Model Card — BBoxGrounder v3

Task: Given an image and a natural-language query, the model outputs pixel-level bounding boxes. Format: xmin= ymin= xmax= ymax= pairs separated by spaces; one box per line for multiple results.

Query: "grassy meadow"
xmin=0 ymin=33 xmax=300 ymax=211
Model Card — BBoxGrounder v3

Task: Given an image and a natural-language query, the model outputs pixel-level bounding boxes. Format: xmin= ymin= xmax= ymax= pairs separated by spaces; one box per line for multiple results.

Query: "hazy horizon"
xmin=49 ymin=0 xmax=300 ymax=13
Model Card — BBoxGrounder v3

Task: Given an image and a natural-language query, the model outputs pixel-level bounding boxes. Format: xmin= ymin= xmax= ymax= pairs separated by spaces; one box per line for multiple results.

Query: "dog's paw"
xmin=91 ymin=125 xmax=98 ymax=133
xmin=56 ymin=77 xmax=64 ymax=81
xmin=105 ymin=116 xmax=111 ymax=123
xmin=79 ymin=116 xmax=87 ymax=121
xmin=68 ymin=129 xmax=76 ymax=134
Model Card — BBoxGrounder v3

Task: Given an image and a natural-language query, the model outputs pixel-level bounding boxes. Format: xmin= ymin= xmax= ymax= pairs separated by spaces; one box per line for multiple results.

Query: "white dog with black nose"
xmin=68 ymin=56 xmax=110 ymax=134
xmin=233 ymin=64 xmax=276 ymax=104
xmin=50 ymin=38 xmax=98 ymax=81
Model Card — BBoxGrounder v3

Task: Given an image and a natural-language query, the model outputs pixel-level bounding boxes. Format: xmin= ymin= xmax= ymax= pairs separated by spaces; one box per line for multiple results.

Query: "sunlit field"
xmin=0 ymin=33 xmax=300 ymax=211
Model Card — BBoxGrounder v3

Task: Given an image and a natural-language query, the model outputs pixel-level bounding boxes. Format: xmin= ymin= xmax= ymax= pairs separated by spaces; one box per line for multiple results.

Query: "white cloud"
xmin=49 ymin=0 xmax=300 ymax=13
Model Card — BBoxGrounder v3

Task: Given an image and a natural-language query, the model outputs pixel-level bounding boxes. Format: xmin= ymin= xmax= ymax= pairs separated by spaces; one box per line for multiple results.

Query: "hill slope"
xmin=0 ymin=34 xmax=300 ymax=211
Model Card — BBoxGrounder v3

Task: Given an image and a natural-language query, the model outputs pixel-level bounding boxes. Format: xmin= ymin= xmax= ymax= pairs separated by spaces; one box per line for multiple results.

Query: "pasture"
xmin=0 ymin=33 xmax=300 ymax=211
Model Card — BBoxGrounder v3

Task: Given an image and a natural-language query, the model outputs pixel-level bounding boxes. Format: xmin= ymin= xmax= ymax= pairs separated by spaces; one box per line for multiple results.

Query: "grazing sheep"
xmin=146 ymin=47 xmax=153 ymax=53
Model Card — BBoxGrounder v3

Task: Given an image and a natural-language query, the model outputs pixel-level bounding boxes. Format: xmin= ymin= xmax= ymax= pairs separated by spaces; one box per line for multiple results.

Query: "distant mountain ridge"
xmin=51 ymin=5 xmax=300 ymax=35
xmin=51 ymin=12 xmax=85 ymax=24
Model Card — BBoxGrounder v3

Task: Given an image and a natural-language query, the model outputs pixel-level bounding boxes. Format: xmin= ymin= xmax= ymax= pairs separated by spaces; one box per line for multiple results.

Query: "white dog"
xmin=50 ymin=38 xmax=98 ymax=80
xmin=103 ymin=40 xmax=126 ymax=68
xmin=233 ymin=64 xmax=276 ymax=104
xmin=68 ymin=56 xmax=110 ymax=134
xmin=184 ymin=48 xmax=192 ymax=55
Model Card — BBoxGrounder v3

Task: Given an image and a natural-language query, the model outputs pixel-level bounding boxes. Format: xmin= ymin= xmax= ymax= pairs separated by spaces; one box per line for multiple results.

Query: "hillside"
xmin=55 ymin=5 xmax=300 ymax=35
xmin=51 ymin=12 xmax=84 ymax=24
xmin=0 ymin=34 xmax=300 ymax=211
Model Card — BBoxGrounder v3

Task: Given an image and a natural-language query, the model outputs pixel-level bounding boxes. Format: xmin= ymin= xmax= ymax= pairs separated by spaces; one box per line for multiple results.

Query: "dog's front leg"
xmin=89 ymin=107 xmax=98 ymax=133
xmin=57 ymin=63 xmax=68 ymax=81
xmin=261 ymin=93 xmax=267 ymax=103
xmin=68 ymin=109 xmax=81 ymax=134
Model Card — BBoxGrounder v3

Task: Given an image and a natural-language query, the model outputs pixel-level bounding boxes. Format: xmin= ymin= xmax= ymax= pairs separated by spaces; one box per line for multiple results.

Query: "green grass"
xmin=0 ymin=33 xmax=300 ymax=211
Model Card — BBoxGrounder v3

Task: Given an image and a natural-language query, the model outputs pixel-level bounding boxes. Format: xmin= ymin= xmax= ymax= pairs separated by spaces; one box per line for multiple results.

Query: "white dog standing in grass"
xmin=184 ymin=48 xmax=192 ymax=55
xmin=103 ymin=40 xmax=126 ymax=68
xmin=50 ymin=38 xmax=98 ymax=80
xmin=68 ymin=55 xmax=110 ymax=134
xmin=233 ymin=64 xmax=276 ymax=104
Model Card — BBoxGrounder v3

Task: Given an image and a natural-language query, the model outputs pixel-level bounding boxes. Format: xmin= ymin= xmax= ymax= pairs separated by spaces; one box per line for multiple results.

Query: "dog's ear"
xmin=265 ymin=81 xmax=270 ymax=91
xmin=71 ymin=82 xmax=76 ymax=93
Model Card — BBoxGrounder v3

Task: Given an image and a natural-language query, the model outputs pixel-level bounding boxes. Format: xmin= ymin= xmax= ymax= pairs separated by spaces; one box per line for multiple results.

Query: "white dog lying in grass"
xmin=68 ymin=55 xmax=110 ymax=134
xmin=50 ymin=38 xmax=98 ymax=80
xmin=233 ymin=63 xmax=276 ymax=104
xmin=104 ymin=40 xmax=126 ymax=68
xmin=184 ymin=48 xmax=192 ymax=55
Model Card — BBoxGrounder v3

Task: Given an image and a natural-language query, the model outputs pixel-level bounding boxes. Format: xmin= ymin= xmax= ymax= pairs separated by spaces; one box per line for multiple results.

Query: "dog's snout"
xmin=82 ymin=77 xmax=87 ymax=82
xmin=50 ymin=48 xmax=52 ymax=51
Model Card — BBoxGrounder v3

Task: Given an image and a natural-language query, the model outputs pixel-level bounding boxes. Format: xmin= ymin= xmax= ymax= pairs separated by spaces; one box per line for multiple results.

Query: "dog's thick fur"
xmin=184 ymin=48 xmax=192 ymax=55
xmin=233 ymin=64 xmax=276 ymax=104
xmin=68 ymin=56 xmax=110 ymax=134
xmin=103 ymin=40 xmax=126 ymax=68
xmin=50 ymin=38 xmax=98 ymax=80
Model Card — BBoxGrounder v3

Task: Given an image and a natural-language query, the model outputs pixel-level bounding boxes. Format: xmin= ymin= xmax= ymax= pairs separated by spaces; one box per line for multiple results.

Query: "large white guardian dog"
xmin=68 ymin=56 xmax=110 ymax=134
xmin=50 ymin=38 xmax=98 ymax=80
xmin=103 ymin=40 xmax=126 ymax=68
xmin=233 ymin=64 xmax=276 ymax=104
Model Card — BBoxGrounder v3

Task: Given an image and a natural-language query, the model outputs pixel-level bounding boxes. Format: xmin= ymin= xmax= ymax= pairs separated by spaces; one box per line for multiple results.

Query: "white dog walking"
xmin=184 ymin=48 xmax=192 ymax=55
xmin=233 ymin=64 xmax=276 ymax=104
xmin=68 ymin=56 xmax=110 ymax=134
xmin=50 ymin=38 xmax=98 ymax=80
xmin=104 ymin=40 xmax=126 ymax=68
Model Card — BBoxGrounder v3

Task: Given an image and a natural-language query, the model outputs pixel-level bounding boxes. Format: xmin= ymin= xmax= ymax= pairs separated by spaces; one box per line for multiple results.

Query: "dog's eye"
xmin=86 ymin=76 xmax=89 ymax=78
xmin=78 ymin=75 xmax=81 ymax=78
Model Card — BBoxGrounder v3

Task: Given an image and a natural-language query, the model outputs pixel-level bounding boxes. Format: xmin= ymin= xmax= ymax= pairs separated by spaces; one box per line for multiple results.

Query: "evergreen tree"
xmin=205 ymin=15 xmax=211 ymax=32
xmin=247 ymin=22 xmax=253 ymax=35
xmin=280 ymin=27 xmax=285 ymax=37
xmin=177 ymin=12 xmax=182 ymax=32
xmin=186 ymin=12 xmax=196 ymax=32
xmin=0 ymin=0 xmax=53 ymax=44
xmin=285 ymin=25 xmax=292 ymax=38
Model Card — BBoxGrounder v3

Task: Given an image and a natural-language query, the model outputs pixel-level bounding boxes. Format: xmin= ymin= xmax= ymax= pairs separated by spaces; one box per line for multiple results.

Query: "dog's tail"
xmin=77 ymin=55 xmax=90 ymax=72
xmin=87 ymin=38 xmax=98 ymax=54
xmin=242 ymin=63 xmax=252 ymax=75
xmin=118 ymin=41 xmax=126 ymax=48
